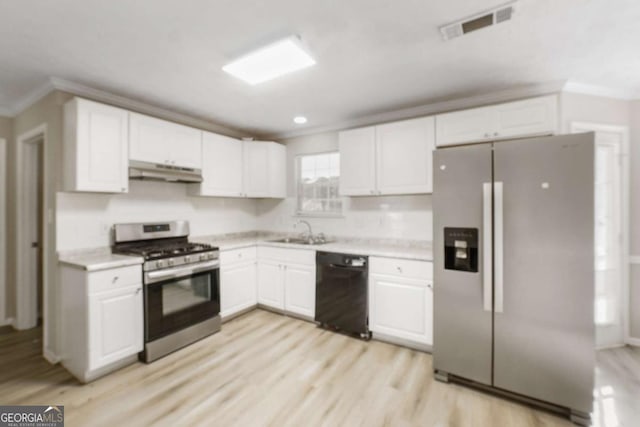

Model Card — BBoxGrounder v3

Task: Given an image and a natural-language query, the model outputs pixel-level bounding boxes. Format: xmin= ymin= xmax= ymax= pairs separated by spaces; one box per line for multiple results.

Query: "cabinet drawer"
xmin=369 ymin=257 xmax=432 ymax=281
xmin=221 ymin=246 xmax=257 ymax=266
xmin=88 ymin=265 xmax=142 ymax=294
xmin=258 ymin=246 xmax=315 ymax=265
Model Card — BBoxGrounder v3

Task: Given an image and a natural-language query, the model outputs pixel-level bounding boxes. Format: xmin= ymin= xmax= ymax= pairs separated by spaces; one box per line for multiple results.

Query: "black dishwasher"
xmin=315 ymin=251 xmax=370 ymax=339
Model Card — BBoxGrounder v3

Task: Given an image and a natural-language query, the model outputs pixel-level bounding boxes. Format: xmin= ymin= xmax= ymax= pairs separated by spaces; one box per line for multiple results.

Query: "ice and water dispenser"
xmin=444 ymin=227 xmax=478 ymax=272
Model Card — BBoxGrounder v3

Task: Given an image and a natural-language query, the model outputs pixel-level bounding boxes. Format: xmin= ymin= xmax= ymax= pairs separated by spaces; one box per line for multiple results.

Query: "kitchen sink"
xmin=267 ymin=237 xmax=331 ymax=245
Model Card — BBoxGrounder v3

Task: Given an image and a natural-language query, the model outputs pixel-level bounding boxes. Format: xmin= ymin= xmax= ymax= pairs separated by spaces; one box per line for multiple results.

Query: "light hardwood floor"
xmin=1 ymin=310 xmax=638 ymax=427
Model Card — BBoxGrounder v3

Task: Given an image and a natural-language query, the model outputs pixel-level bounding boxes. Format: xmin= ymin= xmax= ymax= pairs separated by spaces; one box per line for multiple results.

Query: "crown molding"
xmin=563 ymin=81 xmax=640 ymax=101
xmin=48 ymin=77 xmax=244 ymax=138
xmin=5 ymin=76 xmax=244 ymax=137
xmin=266 ymin=80 xmax=567 ymax=140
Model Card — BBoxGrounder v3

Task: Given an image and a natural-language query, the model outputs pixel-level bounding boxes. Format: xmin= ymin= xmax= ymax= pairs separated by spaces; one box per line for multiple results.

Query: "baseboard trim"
xmin=625 ymin=337 xmax=640 ymax=347
xmin=372 ymin=331 xmax=432 ymax=353
xmin=43 ymin=348 xmax=60 ymax=364
xmin=221 ymin=305 xmax=258 ymax=323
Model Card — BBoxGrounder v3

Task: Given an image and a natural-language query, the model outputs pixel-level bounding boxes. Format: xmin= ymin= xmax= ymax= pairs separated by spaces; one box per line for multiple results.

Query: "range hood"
xmin=129 ymin=160 xmax=203 ymax=183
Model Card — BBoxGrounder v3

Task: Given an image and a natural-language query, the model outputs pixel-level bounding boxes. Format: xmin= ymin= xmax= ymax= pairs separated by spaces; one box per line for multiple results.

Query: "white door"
xmin=89 ymin=285 xmax=143 ymax=370
xmin=493 ymin=95 xmax=558 ymax=140
xmin=257 ymin=261 xmax=284 ymax=309
xmin=370 ymin=274 xmax=433 ymax=345
xmin=166 ymin=123 xmax=202 ymax=169
xmin=243 ymin=142 xmax=271 ymax=197
xmin=376 ymin=117 xmax=435 ymax=194
xmin=572 ymin=123 xmax=627 ymax=348
xmin=21 ymin=141 xmax=42 ymax=329
xmin=338 ymin=126 xmax=376 ymax=195
xmin=201 ymin=132 xmax=244 ymax=197
xmin=75 ymin=99 xmax=129 ymax=192
xmin=129 ymin=113 xmax=170 ymax=165
xmin=284 ymin=264 xmax=315 ymax=318
xmin=435 ymin=105 xmax=495 ymax=146
xmin=221 ymin=261 xmax=257 ymax=318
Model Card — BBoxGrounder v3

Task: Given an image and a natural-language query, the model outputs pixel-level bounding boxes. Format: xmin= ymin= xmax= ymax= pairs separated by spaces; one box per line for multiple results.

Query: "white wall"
xmin=629 ymin=100 xmax=640 ymax=340
xmin=57 ymin=180 xmax=258 ymax=251
xmin=257 ymin=131 xmax=433 ymax=241
xmin=0 ymin=138 xmax=6 ymax=324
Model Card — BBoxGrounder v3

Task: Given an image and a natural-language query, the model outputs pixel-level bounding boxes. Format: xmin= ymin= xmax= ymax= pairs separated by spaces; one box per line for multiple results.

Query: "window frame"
xmin=294 ymin=151 xmax=344 ymax=218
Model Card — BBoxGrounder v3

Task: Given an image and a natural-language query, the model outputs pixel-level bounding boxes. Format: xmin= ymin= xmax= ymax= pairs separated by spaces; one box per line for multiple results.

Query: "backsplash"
xmin=56 ymin=180 xmax=258 ymax=251
xmin=257 ymin=195 xmax=433 ymax=241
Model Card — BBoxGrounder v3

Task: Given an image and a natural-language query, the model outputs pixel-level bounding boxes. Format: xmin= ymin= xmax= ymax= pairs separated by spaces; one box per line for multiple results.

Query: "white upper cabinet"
xmin=376 ymin=117 xmax=435 ymax=194
xmin=190 ymin=139 xmax=286 ymax=198
xmin=339 ymin=117 xmax=435 ymax=196
xmin=129 ymin=112 xmax=202 ymax=169
xmin=243 ymin=141 xmax=286 ymax=198
xmin=63 ymin=98 xmax=129 ymax=193
xmin=191 ymin=132 xmax=244 ymax=197
xmin=339 ymin=127 xmax=377 ymax=195
xmin=435 ymin=95 xmax=558 ymax=147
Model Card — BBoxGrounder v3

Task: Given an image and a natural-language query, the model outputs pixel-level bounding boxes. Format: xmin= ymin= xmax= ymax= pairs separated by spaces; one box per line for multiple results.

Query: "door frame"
xmin=15 ymin=124 xmax=49 ymax=345
xmin=570 ymin=121 xmax=630 ymax=347
xmin=0 ymin=138 xmax=6 ymax=326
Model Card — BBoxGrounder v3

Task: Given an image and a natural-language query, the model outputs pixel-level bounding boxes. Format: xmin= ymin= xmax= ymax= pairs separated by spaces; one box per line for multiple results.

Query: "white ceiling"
xmin=1 ymin=0 xmax=639 ymax=138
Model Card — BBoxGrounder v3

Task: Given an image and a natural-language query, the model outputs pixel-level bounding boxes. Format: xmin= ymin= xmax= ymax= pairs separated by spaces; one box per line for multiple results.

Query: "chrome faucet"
xmin=295 ymin=220 xmax=313 ymax=241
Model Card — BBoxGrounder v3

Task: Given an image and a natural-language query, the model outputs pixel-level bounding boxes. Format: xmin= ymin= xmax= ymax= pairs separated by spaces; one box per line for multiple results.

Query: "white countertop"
xmin=58 ymin=249 xmax=143 ymax=272
xmin=195 ymin=235 xmax=433 ymax=262
xmin=58 ymin=234 xmax=433 ymax=271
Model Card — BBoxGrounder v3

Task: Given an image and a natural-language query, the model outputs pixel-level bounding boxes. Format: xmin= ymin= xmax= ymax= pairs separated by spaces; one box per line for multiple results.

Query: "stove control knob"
xmin=167 ymin=259 xmax=175 ymax=267
xmin=209 ymin=252 xmax=216 ymax=260
xmin=156 ymin=260 xmax=165 ymax=269
xmin=200 ymin=254 xmax=207 ymax=261
xmin=184 ymin=255 xmax=191 ymax=263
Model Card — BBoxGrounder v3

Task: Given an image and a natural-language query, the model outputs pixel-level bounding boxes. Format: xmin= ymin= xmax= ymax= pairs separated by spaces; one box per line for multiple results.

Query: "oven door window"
xmin=146 ymin=269 xmax=220 ymax=341
xmin=162 ymin=275 xmax=211 ymax=315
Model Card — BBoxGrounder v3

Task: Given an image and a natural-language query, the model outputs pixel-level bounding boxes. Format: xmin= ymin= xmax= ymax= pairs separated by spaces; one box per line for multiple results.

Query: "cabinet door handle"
xmin=427 ymin=283 xmax=433 ymax=290
xmin=494 ymin=132 xmax=499 ymax=137
xmin=136 ymin=288 xmax=142 ymax=294
xmin=396 ymin=266 xmax=402 ymax=273
xmin=484 ymin=132 xmax=490 ymax=138
xmin=112 ymin=276 xmax=119 ymax=283
xmin=370 ymin=190 xmax=375 ymax=195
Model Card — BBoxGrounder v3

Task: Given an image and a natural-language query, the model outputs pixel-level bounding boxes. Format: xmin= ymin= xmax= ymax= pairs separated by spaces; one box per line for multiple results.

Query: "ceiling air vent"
xmin=439 ymin=1 xmax=516 ymax=41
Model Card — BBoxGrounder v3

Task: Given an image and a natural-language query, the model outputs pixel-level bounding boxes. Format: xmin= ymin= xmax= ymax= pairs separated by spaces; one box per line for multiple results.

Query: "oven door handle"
xmin=145 ymin=260 xmax=220 ymax=285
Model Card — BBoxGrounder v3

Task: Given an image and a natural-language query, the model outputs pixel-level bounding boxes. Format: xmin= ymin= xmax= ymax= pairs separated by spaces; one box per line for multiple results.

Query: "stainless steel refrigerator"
xmin=432 ymin=133 xmax=595 ymax=425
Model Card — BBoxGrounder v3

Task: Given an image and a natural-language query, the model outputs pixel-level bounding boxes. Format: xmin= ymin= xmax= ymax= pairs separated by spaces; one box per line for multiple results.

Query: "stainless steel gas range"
xmin=112 ymin=220 xmax=220 ymax=363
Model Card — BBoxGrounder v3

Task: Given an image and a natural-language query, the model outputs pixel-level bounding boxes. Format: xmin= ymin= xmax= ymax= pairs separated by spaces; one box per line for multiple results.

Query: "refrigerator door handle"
xmin=482 ymin=182 xmax=492 ymax=312
xmin=494 ymin=181 xmax=504 ymax=313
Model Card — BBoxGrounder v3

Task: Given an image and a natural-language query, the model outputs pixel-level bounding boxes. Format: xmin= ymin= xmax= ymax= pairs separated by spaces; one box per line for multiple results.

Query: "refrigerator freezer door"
xmin=492 ymin=133 xmax=595 ymax=414
xmin=433 ymin=143 xmax=493 ymax=385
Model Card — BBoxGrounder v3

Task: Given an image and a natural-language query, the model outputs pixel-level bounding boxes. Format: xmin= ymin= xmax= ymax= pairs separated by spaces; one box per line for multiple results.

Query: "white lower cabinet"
xmin=257 ymin=246 xmax=315 ymax=318
xmin=257 ymin=260 xmax=285 ymax=309
xmin=220 ymin=247 xmax=257 ymax=318
xmin=369 ymin=257 xmax=433 ymax=346
xmin=60 ymin=263 xmax=143 ymax=383
xmin=89 ymin=286 xmax=143 ymax=370
xmin=284 ymin=264 xmax=315 ymax=318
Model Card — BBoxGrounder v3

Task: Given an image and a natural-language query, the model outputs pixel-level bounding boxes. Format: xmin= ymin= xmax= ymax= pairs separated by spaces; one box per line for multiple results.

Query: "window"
xmin=296 ymin=152 xmax=342 ymax=215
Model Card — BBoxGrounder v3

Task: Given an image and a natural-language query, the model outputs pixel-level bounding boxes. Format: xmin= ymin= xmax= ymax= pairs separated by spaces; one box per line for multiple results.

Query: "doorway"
xmin=15 ymin=125 xmax=47 ymax=337
xmin=571 ymin=122 xmax=629 ymax=349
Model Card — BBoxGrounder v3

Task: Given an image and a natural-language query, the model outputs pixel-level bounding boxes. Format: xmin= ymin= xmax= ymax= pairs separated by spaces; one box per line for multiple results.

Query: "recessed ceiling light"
xmin=222 ymin=36 xmax=316 ymax=85
xmin=293 ymin=116 xmax=308 ymax=124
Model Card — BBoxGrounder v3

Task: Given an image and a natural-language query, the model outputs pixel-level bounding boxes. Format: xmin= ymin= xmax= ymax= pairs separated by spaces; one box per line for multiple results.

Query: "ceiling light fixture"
xmin=222 ymin=36 xmax=316 ymax=85
xmin=293 ymin=116 xmax=308 ymax=124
